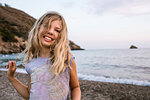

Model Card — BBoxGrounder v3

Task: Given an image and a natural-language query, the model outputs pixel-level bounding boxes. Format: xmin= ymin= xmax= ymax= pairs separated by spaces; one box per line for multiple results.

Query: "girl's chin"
xmin=43 ymin=44 xmax=52 ymax=47
xmin=41 ymin=42 xmax=54 ymax=48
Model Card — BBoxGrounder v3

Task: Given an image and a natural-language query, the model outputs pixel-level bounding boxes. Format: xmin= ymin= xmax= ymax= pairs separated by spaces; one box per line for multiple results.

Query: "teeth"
xmin=45 ymin=36 xmax=51 ymax=40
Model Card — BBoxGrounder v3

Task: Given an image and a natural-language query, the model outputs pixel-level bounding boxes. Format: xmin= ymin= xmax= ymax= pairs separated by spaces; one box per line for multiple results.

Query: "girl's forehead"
xmin=42 ymin=18 xmax=62 ymax=29
xmin=43 ymin=16 xmax=60 ymax=23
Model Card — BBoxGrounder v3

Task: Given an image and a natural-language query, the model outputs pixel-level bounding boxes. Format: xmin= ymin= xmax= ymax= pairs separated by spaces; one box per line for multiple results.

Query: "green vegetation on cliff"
xmin=0 ymin=27 xmax=18 ymax=42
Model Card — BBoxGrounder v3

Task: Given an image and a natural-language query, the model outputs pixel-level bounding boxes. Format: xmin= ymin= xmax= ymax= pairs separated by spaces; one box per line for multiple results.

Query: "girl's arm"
xmin=70 ymin=59 xmax=81 ymax=100
xmin=6 ymin=61 xmax=31 ymax=99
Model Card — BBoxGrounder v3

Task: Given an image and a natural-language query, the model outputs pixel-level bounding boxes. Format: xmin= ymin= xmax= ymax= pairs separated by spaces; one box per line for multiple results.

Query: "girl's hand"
xmin=6 ymin=61 xmax=17 ymax=80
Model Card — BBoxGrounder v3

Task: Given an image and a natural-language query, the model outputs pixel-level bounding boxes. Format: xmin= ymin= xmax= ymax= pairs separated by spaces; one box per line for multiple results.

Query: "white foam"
xmin=0 ymin=68 xmax=27 ymax=74
xmin=1 ymin=68 xmax=150 ymax=86
xmin=78 ymin=73 xmax=150 ymax=86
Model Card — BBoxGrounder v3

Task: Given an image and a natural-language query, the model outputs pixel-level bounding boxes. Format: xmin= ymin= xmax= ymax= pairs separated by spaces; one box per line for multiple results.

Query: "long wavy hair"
xmin=22 ymin=11 xmax=72 ymax=75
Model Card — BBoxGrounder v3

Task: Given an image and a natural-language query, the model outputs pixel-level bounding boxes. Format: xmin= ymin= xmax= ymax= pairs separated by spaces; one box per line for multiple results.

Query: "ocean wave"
xmin=0 ymin=68 xmax=27 ymax=74
xmin=1 ymin=68 xmax=150 ymax=86
xmin=78 ymin=73 xmax=150 ymax=86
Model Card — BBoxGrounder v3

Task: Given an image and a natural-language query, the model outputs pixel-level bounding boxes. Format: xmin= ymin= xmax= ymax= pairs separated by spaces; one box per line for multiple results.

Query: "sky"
xmin=1 ymin=0 xmax=150 ymax=49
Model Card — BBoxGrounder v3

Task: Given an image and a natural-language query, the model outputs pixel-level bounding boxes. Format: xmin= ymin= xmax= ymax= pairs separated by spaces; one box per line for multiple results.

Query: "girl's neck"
xmin=39 ymin=47 xmax=50 ymax=58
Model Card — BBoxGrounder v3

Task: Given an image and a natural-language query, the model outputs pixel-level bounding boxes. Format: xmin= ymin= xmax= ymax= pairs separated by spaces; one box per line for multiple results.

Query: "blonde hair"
xmin=23 ymin=11 xmax=72 ymax=75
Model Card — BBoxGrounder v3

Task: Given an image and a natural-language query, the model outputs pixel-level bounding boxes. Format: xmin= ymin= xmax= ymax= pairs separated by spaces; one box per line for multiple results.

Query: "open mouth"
xmin=43 ymin=35 xmax=54 ymax=41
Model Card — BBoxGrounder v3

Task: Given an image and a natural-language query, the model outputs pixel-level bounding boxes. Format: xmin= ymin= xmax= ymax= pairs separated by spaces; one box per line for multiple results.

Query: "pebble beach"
xmin=0 ymin=71 xmax=150 ymax=100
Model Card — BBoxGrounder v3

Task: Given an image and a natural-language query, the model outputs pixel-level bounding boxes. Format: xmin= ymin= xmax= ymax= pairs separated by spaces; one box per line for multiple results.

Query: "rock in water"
xmin=130 ymin=45 xmax=138 ymax=49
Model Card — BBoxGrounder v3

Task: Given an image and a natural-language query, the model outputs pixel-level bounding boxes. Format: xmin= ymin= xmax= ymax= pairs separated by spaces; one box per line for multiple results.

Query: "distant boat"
xmin=130 ymin=45 xmax=138 ymax=49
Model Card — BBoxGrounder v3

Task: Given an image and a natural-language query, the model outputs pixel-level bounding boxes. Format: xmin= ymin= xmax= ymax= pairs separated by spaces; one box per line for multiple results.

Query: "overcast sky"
xmin=1 ymin=0 xmax=150 ymax=49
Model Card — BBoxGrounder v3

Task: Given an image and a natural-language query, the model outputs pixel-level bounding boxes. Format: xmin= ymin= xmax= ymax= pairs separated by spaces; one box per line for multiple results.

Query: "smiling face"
xmin=38 ymin=19 xmax=62 ymax=48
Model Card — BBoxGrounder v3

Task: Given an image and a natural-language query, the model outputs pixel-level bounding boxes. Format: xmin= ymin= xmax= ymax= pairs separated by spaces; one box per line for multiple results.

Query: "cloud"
xmin=87 ymin=0 xmax=150 ymax=16
xmin=62 ymin=1 xmax=75 ymax=8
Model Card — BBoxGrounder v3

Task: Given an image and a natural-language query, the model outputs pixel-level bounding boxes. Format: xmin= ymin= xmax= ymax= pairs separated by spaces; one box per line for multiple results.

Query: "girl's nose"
xmin=48 ymin=28 xmax=54 ymax=35
xmin=48 ymin=32 xmax=53 ymax=35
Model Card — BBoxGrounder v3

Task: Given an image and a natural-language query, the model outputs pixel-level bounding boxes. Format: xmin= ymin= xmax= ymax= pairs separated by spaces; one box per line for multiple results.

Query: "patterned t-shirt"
xmin=25 ymin=56 xmax=74 ymax=100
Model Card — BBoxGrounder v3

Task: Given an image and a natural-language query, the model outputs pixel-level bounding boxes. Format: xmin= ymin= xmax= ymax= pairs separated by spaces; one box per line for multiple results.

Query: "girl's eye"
xmin=56 ymin=30 xmax=60 ymax=33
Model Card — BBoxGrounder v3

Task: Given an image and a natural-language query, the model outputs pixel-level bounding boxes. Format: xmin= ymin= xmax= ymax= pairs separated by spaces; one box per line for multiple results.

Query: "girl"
xmin=6 ymin=11 xmax=81 ymax=100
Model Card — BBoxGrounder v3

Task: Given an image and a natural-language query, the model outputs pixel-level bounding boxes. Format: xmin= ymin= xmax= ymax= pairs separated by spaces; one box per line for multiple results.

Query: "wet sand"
xmin=0 ymin=71 xmax=150 ymax=100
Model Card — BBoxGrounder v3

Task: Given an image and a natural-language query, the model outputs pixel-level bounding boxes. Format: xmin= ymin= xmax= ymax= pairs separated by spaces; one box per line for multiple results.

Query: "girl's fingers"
xmin=8 ymin=61 xmax=12 ymax=69
xmin=12 ymin=61 xmax=17 ymax=70
xmin=8 ymin=61 xmax=16 ymax=70
xmin=12 ymin=61 xmax=16 ymax=66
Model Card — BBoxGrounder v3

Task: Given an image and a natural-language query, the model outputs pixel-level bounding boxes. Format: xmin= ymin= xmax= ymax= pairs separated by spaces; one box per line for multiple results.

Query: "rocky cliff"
xmin=0 ymin=5 xmax=84 ymax=54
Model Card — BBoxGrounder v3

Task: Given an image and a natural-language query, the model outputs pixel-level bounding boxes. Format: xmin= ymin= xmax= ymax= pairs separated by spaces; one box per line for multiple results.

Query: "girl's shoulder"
xmin=65 ymin=55 xmax=75 ymax=67
xmin=26 ymin=58 xmax=37 ymax=66
xmin=70 ymin=56 xmax=75 ymax=66
xmin=25 ymin=58 xmax=37 ymax=75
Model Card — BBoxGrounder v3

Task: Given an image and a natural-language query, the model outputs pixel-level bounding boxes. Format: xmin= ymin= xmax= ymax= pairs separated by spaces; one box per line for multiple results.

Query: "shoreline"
xmin=1 ymin=68 xmax=150 ymax=87
xmin=0 ymin=71 xmax=150 ymax=100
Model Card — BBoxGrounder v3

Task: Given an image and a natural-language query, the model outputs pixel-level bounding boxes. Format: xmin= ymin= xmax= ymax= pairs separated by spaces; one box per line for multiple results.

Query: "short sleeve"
xmin=70 ymin=56 xmax=75 ymax=66
xmin=25 ymin=64 xmax=31 ymax=76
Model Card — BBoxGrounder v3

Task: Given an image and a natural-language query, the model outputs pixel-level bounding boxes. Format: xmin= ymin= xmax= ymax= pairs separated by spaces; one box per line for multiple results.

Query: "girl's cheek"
xmin=37 ymin=33 xmax=41 ymax=41
xmin=38 ymin=26 xmax=45 ymax=35
xmin=54 ymin=33 xmax=59 ymax=40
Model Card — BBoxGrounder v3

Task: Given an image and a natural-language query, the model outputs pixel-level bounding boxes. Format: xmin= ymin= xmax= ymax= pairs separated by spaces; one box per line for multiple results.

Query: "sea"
xmin=0 ymin=48 xmax=150 ymax=86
